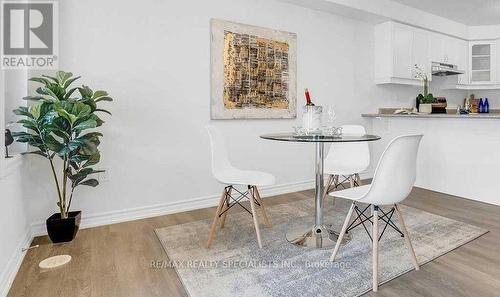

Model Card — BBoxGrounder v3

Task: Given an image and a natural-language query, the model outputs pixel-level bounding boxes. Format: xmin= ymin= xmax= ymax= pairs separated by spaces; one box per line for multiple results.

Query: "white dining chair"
xmin=329 ymin=134 xmax=423 ymax=292
xmin=206 ymin=125 xmax=275 ymax=249
xmin=323 ymin=125 xmax=370 ymax=204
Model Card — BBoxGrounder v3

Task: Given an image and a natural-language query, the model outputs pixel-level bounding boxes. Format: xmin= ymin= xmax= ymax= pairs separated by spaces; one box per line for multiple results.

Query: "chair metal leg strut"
xmin=344 ymin=204 xmax=404 ymax=241
xmin=207 ymin=185 xmax=269 ymax=249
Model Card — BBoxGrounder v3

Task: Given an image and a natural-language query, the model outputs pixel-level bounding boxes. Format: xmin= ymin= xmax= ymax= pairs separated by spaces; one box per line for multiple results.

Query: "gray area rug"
xmin=155 ymin=198 xmax=487 ymax=297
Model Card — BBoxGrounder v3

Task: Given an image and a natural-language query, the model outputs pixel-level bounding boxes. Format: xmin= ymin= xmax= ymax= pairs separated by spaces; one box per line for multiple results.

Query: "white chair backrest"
xmin=206 ymin=125 xmax=233 ymax=179
xmin=362 ymin=134 xmax=423 ymax=205
xmin=324 ymin=125 xmax=370 ymax=174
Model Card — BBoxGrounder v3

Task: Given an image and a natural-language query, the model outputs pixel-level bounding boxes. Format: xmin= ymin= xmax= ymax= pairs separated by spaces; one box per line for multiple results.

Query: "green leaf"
xmin=47 ymin=84 xmax=66 ymax=100
xmin=73 ymin=119 xmax=97 ymax=133
xmin=54 ymin=103 xmax=77 ymax=124
xmin=22 ymin=150 xmax=49 ymax=158
xmin=13 ymin=106 xmax=34 ymax=118
xmin=36 ymin=87 xmax=59 ymax=102
xmin=63 ymin=76 xmax=81 ymax=89
xmin=45 ymin=134 xmax=64 ymax=153
xmin=38 ymin=102 xmax=53 ymax=118
xmin=90 ymin=114 xmax=104 ymax=126
xmin=69 ymin=168 xmax=102 ymax=186
xmin=29 ymin=104 xmax=41 ymax=120
xmin=77 ymin=132 xmax=103 ymax=139
xmin=41 ymin=75 xmax=59 ymax=83
xmin=29 ymin=77 xmax=51 ymax=85
xmin=92 ymin=90 xmax=108 ymax=99
xmin=18 ymin=119 xmax=38 ymax=131
xmin=94 ymin=108 xmax=112 ymax=115
xmin=83 ymin=152 xmax=100 ymax=167
xmin=56 ymin=71 xmax=73 ymax=85
xmin=64 ymin=87 xmax=78 ymax=100
xmin=78 ymin=86 xmax=93 ymax=99
xmin=80 ymin=179 xmax=99 ymax=187
xmin=23 ymin=96 xmax=45 ymax=101
xmin=94 ymin=96 xmax=113 ymax=103
xmin=72 ymin=102 xmax=92 ymax=119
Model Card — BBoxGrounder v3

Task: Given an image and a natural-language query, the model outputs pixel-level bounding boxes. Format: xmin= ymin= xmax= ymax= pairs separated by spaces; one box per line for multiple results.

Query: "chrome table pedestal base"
xmin=286 ymin=224 xmax=352 ymax=248
xmin=260 ymin=133 xmax=381 ymax=249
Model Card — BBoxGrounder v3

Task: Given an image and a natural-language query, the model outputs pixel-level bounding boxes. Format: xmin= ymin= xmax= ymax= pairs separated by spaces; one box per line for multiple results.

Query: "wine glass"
xmin=325 ymin=105 xmax=336 ymax=126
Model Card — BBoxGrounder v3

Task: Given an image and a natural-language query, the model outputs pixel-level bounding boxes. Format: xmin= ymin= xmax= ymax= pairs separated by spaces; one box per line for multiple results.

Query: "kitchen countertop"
xmin=362 ymin=113 xmax=500 ymax=119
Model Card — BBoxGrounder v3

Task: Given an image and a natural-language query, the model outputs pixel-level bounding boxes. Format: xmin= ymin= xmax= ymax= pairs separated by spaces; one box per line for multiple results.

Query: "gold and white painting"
xmin=211 ymin=19 xmax=297 ymax=119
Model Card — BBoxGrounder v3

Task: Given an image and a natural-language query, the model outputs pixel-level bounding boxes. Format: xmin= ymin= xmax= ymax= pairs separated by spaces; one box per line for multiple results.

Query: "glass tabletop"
xmin=260 ymin=133 xmax=381 ymax=143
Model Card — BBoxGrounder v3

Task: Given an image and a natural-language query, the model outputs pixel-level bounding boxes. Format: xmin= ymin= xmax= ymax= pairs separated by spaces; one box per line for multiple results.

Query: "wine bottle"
xmin=485 ymin=98 xmax=490 ymax=113
xmin=304 ymin=88 xmax=315 ymax=106
xmin=479 ymin=98 xmax=484 ymax=113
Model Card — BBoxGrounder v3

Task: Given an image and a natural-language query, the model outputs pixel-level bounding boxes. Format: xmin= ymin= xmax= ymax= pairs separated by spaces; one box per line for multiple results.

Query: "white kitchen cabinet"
xmin=374 ymin=22 xmax=431 ymax=85
xmin=374 ymin=21 xmax=500 ymax=89
xmin=392 ymin=26 xmax=413 ymax=79
xmin=448 ymin=38 xmax=469 ymax=85
xmin=412 ymin=30 xmax=431 ymax=79
xmin=429 ymin=33 xmax=446 ymax=63
xmin=469 ymin=41 xmax=496 ymax=84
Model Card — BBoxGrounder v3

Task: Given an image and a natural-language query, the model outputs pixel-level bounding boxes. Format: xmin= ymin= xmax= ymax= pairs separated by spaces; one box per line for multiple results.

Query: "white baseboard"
xmin=0 ymin=228 xmax=32 ymax=297
xmin=30 ymin=179 xmax=315 ymax=236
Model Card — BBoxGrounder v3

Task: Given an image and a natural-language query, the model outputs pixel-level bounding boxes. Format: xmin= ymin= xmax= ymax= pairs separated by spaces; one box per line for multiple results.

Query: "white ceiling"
xmin=391 ymin=0 xmax=500 ymax=26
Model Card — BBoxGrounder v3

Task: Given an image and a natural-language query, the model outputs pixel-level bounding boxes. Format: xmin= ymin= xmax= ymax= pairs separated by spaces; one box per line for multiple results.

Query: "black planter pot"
xmin=46 ymin=211 xmax=81 ymax=243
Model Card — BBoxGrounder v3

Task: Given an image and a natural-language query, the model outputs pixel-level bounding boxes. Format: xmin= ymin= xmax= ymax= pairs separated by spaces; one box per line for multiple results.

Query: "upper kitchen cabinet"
xmin=375 ymin=21 xmax=472 ymax=88
xmin=374 ymin=22 xmax=430 ymax=86
xmin=469 ymin=41 xmax=496 ymax=85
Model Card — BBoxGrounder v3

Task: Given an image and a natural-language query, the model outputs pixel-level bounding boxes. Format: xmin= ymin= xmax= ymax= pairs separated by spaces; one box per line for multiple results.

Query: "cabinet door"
xmin=445 ymin=37 xmax=459 ymax=65
xmin=412 ymin=31 xmax=431 ymax=79
xmin=469 ymin=41 xmax=496 ymax=84
xmin=457 ymin=40 xmax=468 ymax=84
xmin=429 ymin=33 xmax=445 ymax=63
xmin=392 ymin=26 xmax=413 ymax=79
xmin=446 ymin=38 xmax=468 ymax=84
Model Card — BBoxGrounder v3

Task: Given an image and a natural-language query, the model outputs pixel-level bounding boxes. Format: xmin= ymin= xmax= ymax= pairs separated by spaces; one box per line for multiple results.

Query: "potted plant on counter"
xmin=12 ymin=71 xmax=112 ymax=243
xmin=413 ymin=64 xmax=433 ymax=114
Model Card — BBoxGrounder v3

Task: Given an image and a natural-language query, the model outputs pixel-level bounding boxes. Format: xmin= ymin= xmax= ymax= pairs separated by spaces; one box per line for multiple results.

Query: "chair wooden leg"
xmin=207 ymin=188 xmax=228 ymax=248
xmin=349 ymin=175 xmax=355 ymax=188
xmin=372 ymin=205 xmax=379 ymax=292
xmin=394 ymin=204 xmax=420 ymax=271
xmin=322 ymin=175 xmax=334 ymax=206
xmin=253 ymin=186 xmax=271 ymax=228
xmin=332 ymin=175 xmax=338 ymax=207
xmin=248 ymin=186 xmax=263 ymax=248
xmin=220 ymin=187 xmax=232 ymax=228
xmin=330 ymin=202 xmax=356 ymax=262
xmin=356 ymin=173 xmax=363 ymax=186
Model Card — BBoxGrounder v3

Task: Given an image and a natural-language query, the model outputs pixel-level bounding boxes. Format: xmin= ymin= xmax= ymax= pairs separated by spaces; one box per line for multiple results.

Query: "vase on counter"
xmin=419 ymin=103 xmax=432 ymax=114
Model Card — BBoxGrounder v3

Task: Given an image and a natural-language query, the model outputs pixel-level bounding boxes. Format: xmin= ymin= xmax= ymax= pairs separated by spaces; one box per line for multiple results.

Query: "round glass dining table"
xmin=260 ymin=133 xmax=381 ymax=249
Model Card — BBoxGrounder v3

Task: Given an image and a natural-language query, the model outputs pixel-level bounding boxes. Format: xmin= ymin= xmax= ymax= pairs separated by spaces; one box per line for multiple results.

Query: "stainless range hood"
xmin=432 ymin=62 xmax=464 ymax=76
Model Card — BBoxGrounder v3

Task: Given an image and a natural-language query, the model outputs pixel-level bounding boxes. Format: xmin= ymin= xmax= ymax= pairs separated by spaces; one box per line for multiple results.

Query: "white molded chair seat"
xmin=329 ymin=134 xmax=423 ymax=293
xmin=323 ymin=124 xmax=371 ymax=202
xmin=216 ymin=168 xmax=275 ymax=187
xmin=206 ymin=125 xmax=274 ymax=249
xmin=324 ymin=125 xmax=370 ymax=176
xmin=331 ymin=184 xmax=370 ymax=200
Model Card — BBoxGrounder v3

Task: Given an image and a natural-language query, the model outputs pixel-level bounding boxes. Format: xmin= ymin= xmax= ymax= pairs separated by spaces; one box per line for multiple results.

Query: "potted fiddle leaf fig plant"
xmin=12 ymin=71 xmax=112 ymax=243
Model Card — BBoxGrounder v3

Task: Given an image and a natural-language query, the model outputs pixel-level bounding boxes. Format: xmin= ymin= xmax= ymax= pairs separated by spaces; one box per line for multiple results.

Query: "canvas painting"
xmin=211 ymin=19 xmax=297 ymax=119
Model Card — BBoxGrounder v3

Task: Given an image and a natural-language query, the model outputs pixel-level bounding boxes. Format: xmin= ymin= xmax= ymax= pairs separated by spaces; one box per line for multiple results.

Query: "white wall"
xmin=0 ymin=171 xmax=31 ymax=297
xmin=18 ymin=0 xmax=466 ymax=231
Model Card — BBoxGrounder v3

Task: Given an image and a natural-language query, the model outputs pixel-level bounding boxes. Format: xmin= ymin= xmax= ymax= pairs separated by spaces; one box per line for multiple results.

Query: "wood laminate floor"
xmin=8 ymin=187 xmax=500 ymax=297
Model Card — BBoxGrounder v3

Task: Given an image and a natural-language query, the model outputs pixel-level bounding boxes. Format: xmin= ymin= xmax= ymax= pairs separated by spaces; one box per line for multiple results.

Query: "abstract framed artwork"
xmin=210 ymin=19 xmax=297 ymax=119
